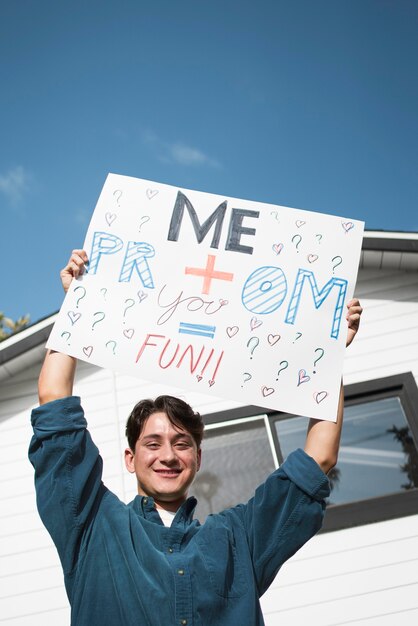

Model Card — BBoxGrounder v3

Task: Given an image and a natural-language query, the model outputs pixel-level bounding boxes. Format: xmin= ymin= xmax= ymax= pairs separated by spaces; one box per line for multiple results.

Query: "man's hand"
xmin=346 ymin=298 xmax=362 ymax=348
xmin=60 ymin=249 xmax=89 ymax=293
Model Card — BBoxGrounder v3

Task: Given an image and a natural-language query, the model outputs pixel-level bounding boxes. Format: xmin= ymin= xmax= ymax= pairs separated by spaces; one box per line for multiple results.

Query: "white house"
xmin=1 ymin=230 xmax=417 ymax=625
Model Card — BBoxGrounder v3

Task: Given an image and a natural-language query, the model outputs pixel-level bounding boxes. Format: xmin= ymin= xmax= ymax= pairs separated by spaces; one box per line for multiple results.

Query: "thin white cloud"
xmin=0 ymin=166 xmax=31 ymax=205
xmin=74 ymin=207 xmax=91 ymax=226
xmin=141 ymin=130 xmax=221 ymax=169
xmin=169 ymin=143 xmax=219 ymax=167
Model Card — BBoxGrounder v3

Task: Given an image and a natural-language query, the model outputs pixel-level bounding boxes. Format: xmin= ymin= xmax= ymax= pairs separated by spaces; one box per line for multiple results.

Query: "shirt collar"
xmin=130 ymin=495 xmax=198 ymax=525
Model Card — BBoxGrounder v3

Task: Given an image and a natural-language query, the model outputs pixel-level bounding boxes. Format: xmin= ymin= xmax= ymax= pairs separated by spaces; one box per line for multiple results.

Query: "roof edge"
xmin=0 ymin=314 xmax=57 ymax=366
xmin=362 ymin=236 xmax=418 ymax=253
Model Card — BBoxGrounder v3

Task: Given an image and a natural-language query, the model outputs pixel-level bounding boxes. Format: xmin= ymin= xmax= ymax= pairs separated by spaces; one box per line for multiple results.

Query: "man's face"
xmin=124 ymin=411 xmax=201 ymax=511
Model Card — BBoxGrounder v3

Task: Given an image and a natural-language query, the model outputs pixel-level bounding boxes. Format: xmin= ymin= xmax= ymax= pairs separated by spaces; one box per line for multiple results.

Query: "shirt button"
xmin=180 ymin=620 xmax=187 ymax=625
xmin=177 ymin=569 xmax=185 ymax=576
xmin=168 ymin=547 xmax=173 ymax=553
xmin=143 ymin=498 xmax=148 ymax=505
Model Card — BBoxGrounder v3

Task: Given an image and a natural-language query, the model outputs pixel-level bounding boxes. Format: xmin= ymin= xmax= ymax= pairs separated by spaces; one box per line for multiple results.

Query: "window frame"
xmin=203 ymin=372 xmax=418 ymax=532
xmin=320 ymin=372 xmax=418 ymax=531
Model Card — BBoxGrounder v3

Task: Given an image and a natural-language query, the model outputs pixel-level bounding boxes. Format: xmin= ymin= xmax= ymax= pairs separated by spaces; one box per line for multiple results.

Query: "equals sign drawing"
xmin=178 ymin=322 xmax=216 ymax=339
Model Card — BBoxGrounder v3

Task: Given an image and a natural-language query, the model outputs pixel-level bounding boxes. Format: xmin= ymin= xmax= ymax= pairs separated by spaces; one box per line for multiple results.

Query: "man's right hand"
xmin=60 ymin=249 xmax=89 ymax=293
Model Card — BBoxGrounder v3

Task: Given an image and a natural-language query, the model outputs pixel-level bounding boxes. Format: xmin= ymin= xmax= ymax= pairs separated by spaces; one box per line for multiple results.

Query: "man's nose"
xmin=159 ymin=443 xmax=177 ymax=463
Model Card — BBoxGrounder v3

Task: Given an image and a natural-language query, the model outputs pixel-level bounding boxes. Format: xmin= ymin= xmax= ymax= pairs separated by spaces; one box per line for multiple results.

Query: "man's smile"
xmin=153 ymin=468 xmax=182 ymax=477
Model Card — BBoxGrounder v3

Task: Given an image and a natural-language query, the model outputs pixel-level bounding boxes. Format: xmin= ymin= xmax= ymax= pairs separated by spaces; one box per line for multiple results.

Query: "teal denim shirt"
xmin=29 ymin=396 xmax=330 ymax=626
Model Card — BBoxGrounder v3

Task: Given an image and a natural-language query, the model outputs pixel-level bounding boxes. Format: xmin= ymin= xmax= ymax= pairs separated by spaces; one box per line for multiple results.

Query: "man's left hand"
xmin=346 ymin=298 xmax=362 ymax=348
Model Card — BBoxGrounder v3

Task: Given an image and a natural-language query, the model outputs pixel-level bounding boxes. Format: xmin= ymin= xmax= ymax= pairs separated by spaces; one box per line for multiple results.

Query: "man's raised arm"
xmin=38 ymin=249 xmax=89 ymax=405
xmin=304 ymin=298 xmax=362 ymax=474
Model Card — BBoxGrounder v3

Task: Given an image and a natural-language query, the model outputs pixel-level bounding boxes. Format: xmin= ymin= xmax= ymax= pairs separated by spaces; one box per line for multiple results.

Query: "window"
xmin=201 ymin=373 xmax=418 ymax=531
xmin=193 ymin=417 xmax=276 ymax=521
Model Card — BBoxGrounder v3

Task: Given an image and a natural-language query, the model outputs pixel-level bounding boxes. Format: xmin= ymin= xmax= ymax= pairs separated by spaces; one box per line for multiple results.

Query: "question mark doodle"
xmin=293 ymin=332 xmax=302 ymax=343
xmin=276 ymin=361 xmax=289 ymax=381
xmin=241 ymin=372 xmax=252 ymax=387
xmin=332 ymin=256 xmax=343 ymax=273
xmin=292 ymin=234 xmax=302 ymax=252
xmin=92 ymin=311 xmax=105 ymax=330
xmin=113 ymin=189 xmax=122 ymax=206
xmin=247 ymin=337 xmax=259 ymax=359
xmin=74 ymin=286 xmax=86 ymax=308
xmin=270 ymin=211 xmax=280 ymax=222
xmin=315 ymin=234 xmax=323 ymax=244
xmin=106 ymin=340 xmax=117 ymax=355
xmin=313 ymin=348 xmax=325 ymax=373
xmin=100 ymin=288 xmax=107 ymax=300
xmin=138 ymin=216 xmax=150 ymax=232
xmin=123 ymin=298 xmax=135 ymax=321
xmin=61 ymin=331 xmax=71 ymax=345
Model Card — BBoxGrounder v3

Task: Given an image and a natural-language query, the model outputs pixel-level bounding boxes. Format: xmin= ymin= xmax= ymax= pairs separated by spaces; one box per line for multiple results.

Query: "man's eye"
xmin=146 ymin=443 xmax=159 ymax=449
xmin=176 ymin=442 xmax=190 ymax=449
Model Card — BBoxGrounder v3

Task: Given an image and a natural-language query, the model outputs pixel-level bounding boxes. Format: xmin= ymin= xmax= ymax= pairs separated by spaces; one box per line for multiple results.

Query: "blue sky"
xmin=1 ymin=0 xmax=417 ymax=325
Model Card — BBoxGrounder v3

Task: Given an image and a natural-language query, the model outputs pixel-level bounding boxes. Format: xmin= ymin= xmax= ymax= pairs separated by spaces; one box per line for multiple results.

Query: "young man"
xmin=29 ymin=249 xmax=362 ymax=626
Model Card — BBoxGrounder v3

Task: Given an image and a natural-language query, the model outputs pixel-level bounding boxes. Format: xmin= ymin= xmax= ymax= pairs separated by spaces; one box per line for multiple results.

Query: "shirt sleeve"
xmin=28 ymin=396 xmax=106 ymax=578
xmin=231 ymin=448 xmax=330 ymax=596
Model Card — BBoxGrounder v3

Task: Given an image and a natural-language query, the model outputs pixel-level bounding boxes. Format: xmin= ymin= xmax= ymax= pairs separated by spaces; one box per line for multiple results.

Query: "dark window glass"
xmin=193 ymin=419 xmax=275 ymax=521
xmin=275 ymin=397 xmax=418 ymax=505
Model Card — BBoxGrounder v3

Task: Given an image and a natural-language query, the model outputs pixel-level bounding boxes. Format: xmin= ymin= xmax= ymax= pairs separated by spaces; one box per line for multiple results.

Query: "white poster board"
xmin=47 ymin=173 xmax=364 ymax=420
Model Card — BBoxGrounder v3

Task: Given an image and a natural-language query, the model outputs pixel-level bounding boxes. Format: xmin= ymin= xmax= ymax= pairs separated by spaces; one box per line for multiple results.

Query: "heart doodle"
xmin=314 ymin=391 xmax=328 ymax=404
xmin=261 ymin=385 xmax=275 ymax=397
xmin=307 ymin=254 xmax=318 ymax=263
xmin=272 ymin=243 xmax=284 ymax=255
xmin=208 ymin=380 xmax=215 ymax=387
xmin=267 ymin=334 xmax=281 ymax=346
xmin=196 ymin=375 xmax=203 ymax=382
xmin=83 ymin=346 xmax=93 ymax=358
xmin=250 ymin=317 xmax=263 ymax=331
xmin=226 ymin=326 xmax=239 ymax=338
xmin=67 ymin=311 xmax=81 ymax=325
xmin=138 ymin=290 xmax=148 ymax=303
xmin=105 ymin=212 xmax=117 ymax=226
xmin=297 ymin=369 xmax=311 ymax=386
xmin=296 ymin=220 xmax=306 ymax=228
xmin=342 ymin=221 xmax=354 ymax=233
xmin=146 ymin=189 xmax=159 ymax=200
xmin=123 ymin=328 xmax=135 ymax=339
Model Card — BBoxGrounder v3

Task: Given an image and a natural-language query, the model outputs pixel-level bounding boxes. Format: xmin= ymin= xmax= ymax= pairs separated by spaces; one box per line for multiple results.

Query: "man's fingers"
xmin=62 ymin=250 xmax=88 ymax=275
xmin=348 ymin=313 xmax=361 ymax=328
xmin=346 ymin=299 xmax=363 ymax=319
xmin=60 ymin=249 xmax=89 ymax=294
xmin=69 ymin=249 xmax=89 ymax=269
xmin=71 ymin=249 xmax=89 ymax=264
xmin=345 ymin=299 xmax=362 ymax=347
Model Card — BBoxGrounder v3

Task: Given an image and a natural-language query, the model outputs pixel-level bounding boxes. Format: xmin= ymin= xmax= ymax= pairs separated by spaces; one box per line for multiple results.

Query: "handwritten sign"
xmin=47 ymin=173 xmax=364 ymax=420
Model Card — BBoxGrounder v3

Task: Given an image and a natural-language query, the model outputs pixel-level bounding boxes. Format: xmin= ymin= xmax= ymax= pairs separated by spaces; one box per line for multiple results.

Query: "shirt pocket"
xmin=195 ymin=525 xmax=248 ymax=599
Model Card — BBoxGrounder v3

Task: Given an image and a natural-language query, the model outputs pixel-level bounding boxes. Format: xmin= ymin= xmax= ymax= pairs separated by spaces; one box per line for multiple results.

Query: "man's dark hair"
xmin=125 ymin=395 xmax=204 ymax=451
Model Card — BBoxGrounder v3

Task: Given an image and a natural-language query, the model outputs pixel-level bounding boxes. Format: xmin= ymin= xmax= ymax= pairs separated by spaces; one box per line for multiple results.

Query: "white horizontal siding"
xmin=343 ymin=268 xmax=418 ymax=386
xmin=262 ymin=515 xmax=418 ymax=625
xmin=1 ymin=264 xmax=418 ymax=624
